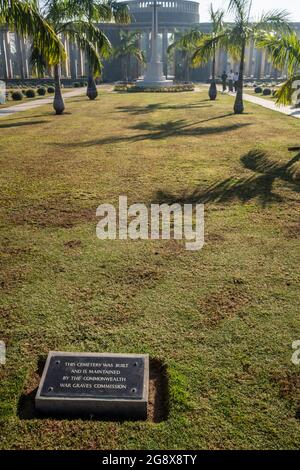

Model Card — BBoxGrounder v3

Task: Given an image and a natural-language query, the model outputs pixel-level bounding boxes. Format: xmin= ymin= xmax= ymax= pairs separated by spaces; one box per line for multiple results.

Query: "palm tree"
xmin=168 ymin=5 xmax=225 ymax=100
xmin=172 ymin=1 xmax=290 ymax=113
xmin=207 ymin=5 xmax=225 ymax=101
xmin=258 ymin=32 xmax=300 ymax=107
xmin=113 ymin=30 xmax=145 ymax=82
xmin=0 ymin=0 xmax=65 ymax=66
xmin=74 ymin=0 xmax=130 ymax=100
xmin=201 ymin=0 xmax=290 ymax=113
xmin=168 ymin=29 xmax=198 ymax=83
xmin=31 ymin=0 xmax=111 ymax=114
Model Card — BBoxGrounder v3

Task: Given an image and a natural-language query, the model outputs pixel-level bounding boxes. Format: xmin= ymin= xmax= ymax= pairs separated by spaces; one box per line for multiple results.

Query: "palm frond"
xmin=257 ymin=33 xmax=300 ymax=75
xmin=0 ymin=0 xmax=65 ymax=65
xmin=61 ymin=20 xmax=111 ymax=59
xmin=254 ymin=9 xmax=291 ymax=34
xmin=275 ymin=76 xmax=300 ymax=106
xmin=167 ymin=28 xmax=203 ymax=54
xmin=228 ymin=0 xmax=250 ymax=22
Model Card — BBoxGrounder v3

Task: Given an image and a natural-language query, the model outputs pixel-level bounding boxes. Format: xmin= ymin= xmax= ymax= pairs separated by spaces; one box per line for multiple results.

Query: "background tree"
xmin=168 ymin=5 xmax=224 ymax=100
xmin=171 ymin=0 xmax=290 ymax=113
xmin=31 ymin=0 xmax=111 ymax=114
xmin=258 ymin=32 xmax=300 ymax=107
xmin=113 ymin=30 xmax=145 ymax=82
xmin=168 ymin=29 xmax=198 ymax=83
xmin=0 ymin=0 xmax=65 ymax=66
xmin=74 ymin=0 xmax=130 ymax=100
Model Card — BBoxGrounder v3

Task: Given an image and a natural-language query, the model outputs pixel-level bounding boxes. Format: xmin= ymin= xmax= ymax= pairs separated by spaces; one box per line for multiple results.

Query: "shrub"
xmin=73 ymin=82 xmax=80 ymax=88
xmin=115 ymin=83 xmax=195 ymax=93
xmin=272 ymin=89 xmax=278 ymax=97
xmin=255 ymin=86 xmax=263 ymax=94
xmin=11 ymin=91 xmax=23 ymax=101
xmin=47 ymin=86 xmax=55 ymax=93
xmin=37 ymin=87 xmax=47 ymax=96
xmin=25 ymin=89 xmax=36 ymax=98
xmin=263 ymin=88 xmax=272 ymax=96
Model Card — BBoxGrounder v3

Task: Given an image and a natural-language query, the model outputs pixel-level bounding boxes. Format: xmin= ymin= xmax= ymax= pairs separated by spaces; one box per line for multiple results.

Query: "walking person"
xmin=221 ymin=70 xmax=228 ymax=92
xmin=228 ymin=69 xmax=234 ymax=92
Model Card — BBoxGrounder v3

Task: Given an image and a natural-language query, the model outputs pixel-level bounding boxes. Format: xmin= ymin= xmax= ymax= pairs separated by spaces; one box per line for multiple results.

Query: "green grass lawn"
xmin=0 ymin=89 xmax=300 ymax=450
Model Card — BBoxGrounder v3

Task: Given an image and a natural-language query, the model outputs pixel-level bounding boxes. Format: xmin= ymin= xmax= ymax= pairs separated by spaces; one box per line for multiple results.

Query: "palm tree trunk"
xmin=53 ymin=64 xmax=65 ymax=115
xmin=209 ymin=45 xmax=217 ymax=101
xmin=234 ymin=42 xmax=246 ymax=114
xmin=86 ymin=63 xmax=98 ymax=100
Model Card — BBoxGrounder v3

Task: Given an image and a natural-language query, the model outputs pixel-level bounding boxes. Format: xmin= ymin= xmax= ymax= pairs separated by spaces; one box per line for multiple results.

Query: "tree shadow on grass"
xmin=0 ymin=120 xmax=48 ymax=129
xmin=153 ymin=149 xmax=300 ymax=208
xmin=51 ymin=119 xmax=252 ymax=147
xmin=116 ymin=102 xmax=213 ymax=115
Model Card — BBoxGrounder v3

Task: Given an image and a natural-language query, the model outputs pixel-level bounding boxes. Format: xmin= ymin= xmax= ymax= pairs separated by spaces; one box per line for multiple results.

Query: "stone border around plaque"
xmin=35 ymin=352 xmax=149 ymax=419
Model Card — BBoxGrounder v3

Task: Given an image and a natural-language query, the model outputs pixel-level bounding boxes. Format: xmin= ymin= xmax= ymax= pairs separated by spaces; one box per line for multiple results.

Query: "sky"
xmin=199 ymin=0 xmax=300 ymax=22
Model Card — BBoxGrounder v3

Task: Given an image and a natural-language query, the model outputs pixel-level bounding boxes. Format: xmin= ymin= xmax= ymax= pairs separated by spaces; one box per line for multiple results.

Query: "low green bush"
xmin=25 ymin=89 xmax=36 ymax=98
xmin=47 ymin=86 xmax=55 ymax=93
xmin=115 ymin=84 xmax=195 ymax=93
xmin=73 ymin=82 xmax=80 ymax=88
xmin=37 ymin=87 xmax=47 ymax=96
xmin=255 ymin=86 xmax=263 ymax=94
xmin=11 ymin=91 xmax=23 ymax=101
xmin=263 ymin=88 xmax=272 ymax=96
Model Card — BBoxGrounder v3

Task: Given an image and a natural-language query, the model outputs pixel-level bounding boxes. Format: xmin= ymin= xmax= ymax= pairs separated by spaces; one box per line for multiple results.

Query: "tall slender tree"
xmin=168 ymin=5 xmax=225 ymax=100
xmin=113 ymin=30 xmax=145 ymax=82
xmin=74 ymin=0 xmax=130 ymax=100
xmin=0 ymin=0 xmax=65 ymax=66
xmin=169 ymin=1 xmax=290 ymax=113
xmin=31 ymin=0 xmax=111 ymax=114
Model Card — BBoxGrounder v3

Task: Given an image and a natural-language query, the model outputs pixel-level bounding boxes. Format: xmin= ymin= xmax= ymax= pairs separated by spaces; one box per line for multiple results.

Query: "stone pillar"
xmin=22 ymin=38 xmax=29 ymax=78
xmin=244 ymin=44 xmax=251 ymax=77
xmin=260 ymin=50 xmax=267 ymax=78
xmin=69 ymin=41 xmax=78 ymax=79
xmin=77 ymin=46 xmax=84 ymax=77
xmin=15 ymin=33 xmax=26 ymax=79
xmin=162 ymin=29 xmax=168 ymax=77
xmin=60 ymin=35 xmax=69 ymax=78
xmin=146 ymin=28 xmax=151 ymax=62
xmin=254 ymin=48 xmax=262 ymax=79
xmin=2 ymin=28 xmax=13 ymax=79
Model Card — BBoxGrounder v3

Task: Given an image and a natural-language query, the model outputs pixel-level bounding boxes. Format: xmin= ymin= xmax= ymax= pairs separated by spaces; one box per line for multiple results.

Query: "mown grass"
xmin=0 ymin=88 xmax=300 ymax=449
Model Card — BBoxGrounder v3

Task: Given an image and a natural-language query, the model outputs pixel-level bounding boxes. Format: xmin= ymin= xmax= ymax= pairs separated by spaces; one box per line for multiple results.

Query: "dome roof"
xmin=122 ymin=0 xmax=200 ymax=27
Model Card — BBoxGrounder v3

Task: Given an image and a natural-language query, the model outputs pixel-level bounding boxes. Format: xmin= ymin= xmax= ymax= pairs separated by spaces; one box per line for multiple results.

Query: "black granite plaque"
xmin=40 ymin=355 xmax=145 ymax=399
xmin=35 ymin=352 xmax=149 ymax=419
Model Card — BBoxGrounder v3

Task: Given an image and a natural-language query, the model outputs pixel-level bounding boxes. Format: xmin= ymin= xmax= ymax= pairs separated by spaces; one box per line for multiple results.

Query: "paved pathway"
xmin=202 ymin=83 xmax=300 ymax=119
xmin=0 ymin=88 xmax=87 ymax=118
xmin=241 ymin=92 xmax=300 ymax=119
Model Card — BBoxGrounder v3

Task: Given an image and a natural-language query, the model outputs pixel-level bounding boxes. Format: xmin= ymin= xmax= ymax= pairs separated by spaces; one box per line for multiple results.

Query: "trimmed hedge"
xmin=47 ymin=86 xmax=55 ymax=93
xmin=114 ymin=84 xmax=195 ymax=93
xmin=263 ymin=88 xmax=272 ymax=96
xmin=25 ymin=89 xmax=36 ymax=98
xmin=255 ymin=87 xmax=263 ymax=94
xmin=37 ymin=87 xmax=47 ymax=96
xmin=11 ymin=91 xmax=23 ymax=101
